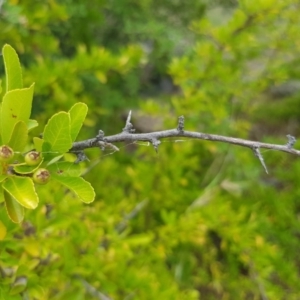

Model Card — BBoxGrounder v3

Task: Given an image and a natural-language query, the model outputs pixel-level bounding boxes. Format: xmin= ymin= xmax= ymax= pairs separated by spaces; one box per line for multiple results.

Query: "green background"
xmin=1 ymin=0 xmax=300 ymax=299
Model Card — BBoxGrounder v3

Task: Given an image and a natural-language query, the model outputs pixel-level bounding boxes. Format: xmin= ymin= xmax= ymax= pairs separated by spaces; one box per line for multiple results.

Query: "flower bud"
xmin=25 ymin=151 xmax=42 ymax=166
xmin=33 ymin=168 xmax=50 ymax=185
xmin=0 ymin=145 xmax=14 ymax=162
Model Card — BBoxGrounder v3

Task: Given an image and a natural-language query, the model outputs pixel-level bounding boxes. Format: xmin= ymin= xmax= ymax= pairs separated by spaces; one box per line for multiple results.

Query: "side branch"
xmin=71 ymin=129 xmax=300 ymax=156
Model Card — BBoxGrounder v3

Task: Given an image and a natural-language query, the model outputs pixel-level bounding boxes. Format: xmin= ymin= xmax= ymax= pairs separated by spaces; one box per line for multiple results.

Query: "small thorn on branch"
xmin=286 ymin=134 xmax=296 ymax=149
xmin=253 ymin=146 xmax=268 ymax=174
xmin=152 ymin=139 xmax=161 ymax=153
xmin=96 ymin=130 xmax=105 ymax=140
xmin=74 ymin=151 xmax=89 ymax=164
xmin=123 ymin=110 xmax=135 ymax=133
xmin=177 ymin=115 xmax=184 ymax=132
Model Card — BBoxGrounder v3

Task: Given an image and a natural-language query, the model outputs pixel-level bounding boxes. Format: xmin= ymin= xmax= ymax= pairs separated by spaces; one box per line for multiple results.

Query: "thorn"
xmin=96 ymin=130 xmax=105 ymax=140
xmin=152 ymin=139 xmax=161 ymax=153
xmin=74 ymin=151 xmax=89 ymax=164
xmin=122 ymin=110 xmax=135 ymax=133
xmin=126 ymin=110 xmax=132 ymax=124
xmin=286 ymin=134 xmax=296 ymax=149
xmin=177 ymin=115 xmax=184 ymax=132
xmin=253 ymin=146 xmax=268 ymax=174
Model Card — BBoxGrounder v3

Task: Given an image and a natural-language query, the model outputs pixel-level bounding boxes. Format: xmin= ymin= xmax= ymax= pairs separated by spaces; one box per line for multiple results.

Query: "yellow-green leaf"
xmin=52 ymin=175 xmax=95 ymax=203
xmin=0 ymin=220 xmax=7 ymax=240
xmin=42 ymin=112 xmax=72 ymax=153
xmin=3 ymin=176 xmax=39 ymax=209
xmin=14 ymin=162 xmax=43 ymax=174
xmin=27 ymin=119 xmax=39 ymax=131
xmin=4 ymin=191 xmax=24 ymax=223
xmin=33 ymin=137 xmax=43 ymax=152
xmin=8 ymin=121 xmax=28 ymax=152
xmin=2 ymin=44 xmax=23 ymax=91
xmin=1 ymin=84 xmax=34 ymax=144
xmin=69 ymin=102 xmax=88 ymax=142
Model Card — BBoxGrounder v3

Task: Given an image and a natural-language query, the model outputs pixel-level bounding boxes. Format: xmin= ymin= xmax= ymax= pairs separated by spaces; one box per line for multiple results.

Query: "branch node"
xmin=152 ymin=139 xmax=161 ymax=153
xmin=97 ymin=141 xmax=119 ymax=152
xmin=177 ymin=115 xmax=185 ymax=132
xmin=253 ymin=146 xmax=268 ymax=174
xmin=107 ymin=143 xmax=119 ymax=152
xmin=74 ymin=151 xmax=89 ymax=164
xmin=123 ymin=110 xmax=135 ymax=133
xmin=97 ymin=141 xmax=106 ymax=151
xmin=286 ymin=134 xmax=296 ymax=149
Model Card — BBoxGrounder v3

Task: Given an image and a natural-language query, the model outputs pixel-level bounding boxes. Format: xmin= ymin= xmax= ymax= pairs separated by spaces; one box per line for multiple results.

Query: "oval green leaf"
xmin=14 ymin=161 xmax=43 ymax=174
xmin=47 ymin=162 xmax=81 ymax=177
xmin=33 ymin=137 xmax=43 ymax=152
xmin=69 ymin=102 xmax=88 ymax=142
xmin=0 ymin=103 xmax=2 ymax=145
xmin=3 ymin=176 xmax=39 ymax=209
xmin=8 ymin=121 xmax=28 ymax=152
xmin=1 ymin=84 xmax=35 ymax=144
xmin=27 ymin=119 xmax=39 ymax=131
xmin=52 ymin=175 xmax=95 ymax=203
xmin=4 ymin=190 xmax=24 ymax=223
xmin=2 ymin=44 xmax=23 ymax=91
xmin=0 ymin=175 xmax=7 ymax=183
xmin=42 ymin=112 xmax=72 ymax=153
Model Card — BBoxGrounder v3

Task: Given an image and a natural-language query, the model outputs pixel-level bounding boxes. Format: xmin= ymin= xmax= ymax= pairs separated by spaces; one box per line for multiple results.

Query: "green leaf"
xmin=33 ymin=137 xmax=43 ymax=152
xmin=1 ymin=84 xmax=35 ymax=144
xmin=0 ymin=175 xmax=7 ymax=183
xmin=7 ymin=121 xmax=28 ymax=152
xmin=9 ymin=277 xmax=27 ymax=295
xmin=14 ymin=162 xmax=42 ymax=175
xmin=52 ymin=175 xmax=95 ymax=203
xmin=46 ymin=155 xmax=64 ymax=165
xmin=27 ymin=119 xmax=39 ymax=131
xmin=0 ymin=103 xmax=2 ymax=145
xmin=0 ymin=184 xmax=4 ymax=204
xmin=4 ymin=190 xmax=24 ymax=223
xmin=0 ymin=219 xmax=6 ymax=240
xmin=2 ymin=44 xmax=23 ymax=91
xmin=42 ymin=112 xmax=72 ymax=153
xmin=69 ymin=102 xmax=88 ymax=142
xmin=47 ymin=162 xmax=81 ymax=177
xmin=3 ymin=176 xmax=39 ymax=209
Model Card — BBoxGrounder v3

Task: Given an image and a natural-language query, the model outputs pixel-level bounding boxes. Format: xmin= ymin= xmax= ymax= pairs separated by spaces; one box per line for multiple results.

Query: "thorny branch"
xmin=70 ymin=112 xmax=299 ymax=172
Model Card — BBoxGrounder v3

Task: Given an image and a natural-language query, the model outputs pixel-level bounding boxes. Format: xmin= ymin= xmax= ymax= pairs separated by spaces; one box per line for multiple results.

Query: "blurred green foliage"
xmin=1 ymin=0 xmax=300 ymax=299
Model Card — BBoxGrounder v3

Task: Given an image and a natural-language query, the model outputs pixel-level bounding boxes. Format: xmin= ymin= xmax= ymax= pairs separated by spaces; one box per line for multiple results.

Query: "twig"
xmin=70 ymin=116 xmax=300 ymax=158
xmin=115 ymin=199 xmax=149 ymax=233
xmin=77 ymin=277 xmax=112 ymax=300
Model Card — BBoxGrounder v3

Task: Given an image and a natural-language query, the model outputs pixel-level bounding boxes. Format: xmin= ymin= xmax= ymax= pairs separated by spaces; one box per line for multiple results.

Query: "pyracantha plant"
xmin=0 ymin=44 xmax=95 ymax=223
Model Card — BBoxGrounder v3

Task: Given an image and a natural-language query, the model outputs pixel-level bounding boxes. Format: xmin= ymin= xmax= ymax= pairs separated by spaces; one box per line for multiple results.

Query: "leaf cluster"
xmin=0 ymin=45 xmax=94 ymax=224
